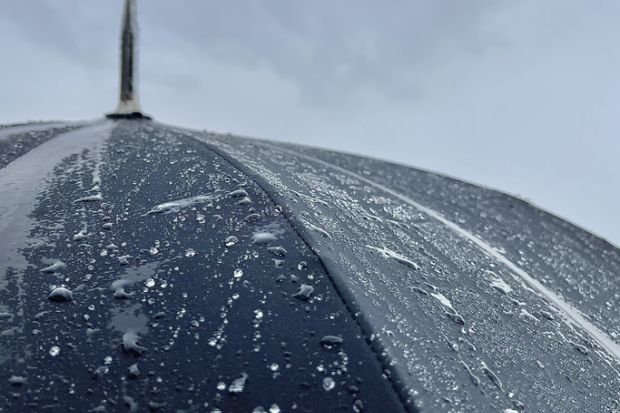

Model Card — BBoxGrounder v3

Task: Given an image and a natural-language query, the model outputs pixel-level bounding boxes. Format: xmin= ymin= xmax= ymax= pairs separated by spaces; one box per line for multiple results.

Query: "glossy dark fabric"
xmin=0 ymin=121 xmax=405 ymax=413
xmin=1 ymin=120 xmax=619 ymax=413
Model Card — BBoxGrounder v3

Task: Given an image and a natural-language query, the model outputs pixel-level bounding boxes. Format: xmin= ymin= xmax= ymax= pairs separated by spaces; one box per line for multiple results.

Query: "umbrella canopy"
xmin=0 ymin=119 xmax=619 ymax=413
xmin=2 ymin=1 xmax=619 ymax=412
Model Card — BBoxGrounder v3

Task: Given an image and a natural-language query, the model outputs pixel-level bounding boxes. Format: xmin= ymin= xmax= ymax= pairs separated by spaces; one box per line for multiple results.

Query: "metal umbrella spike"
xmin=106 ymin=0 xmax=151 ymax=120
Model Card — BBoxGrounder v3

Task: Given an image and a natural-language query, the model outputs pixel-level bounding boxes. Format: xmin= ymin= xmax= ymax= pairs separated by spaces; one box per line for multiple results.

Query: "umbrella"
xmin=1 ymin=1 xmax=618 ymax=412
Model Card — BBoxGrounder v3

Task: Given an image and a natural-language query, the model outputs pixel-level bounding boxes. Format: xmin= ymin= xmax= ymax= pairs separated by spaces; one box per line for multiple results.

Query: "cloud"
xmin=0 ymin=0 xmax=618 ymax=245
xmin=138 ymin=0 xmax=505 ymax=105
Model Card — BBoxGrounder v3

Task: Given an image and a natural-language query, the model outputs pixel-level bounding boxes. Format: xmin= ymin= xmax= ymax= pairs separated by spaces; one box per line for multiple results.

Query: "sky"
xmin=0 ymin=0 xmax=618 ymax=246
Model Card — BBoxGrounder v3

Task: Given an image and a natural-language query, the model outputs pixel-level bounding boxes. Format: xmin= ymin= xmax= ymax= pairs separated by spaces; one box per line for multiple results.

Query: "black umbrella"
xmin=1 ymin=1 xmax=619 ymax=412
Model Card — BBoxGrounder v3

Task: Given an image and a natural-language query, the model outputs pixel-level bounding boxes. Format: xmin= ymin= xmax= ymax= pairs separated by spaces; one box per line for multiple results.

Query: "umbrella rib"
xmin=259 ymin=142 xmax=620 ymax=366
xmin=176 ymin=127 xmax=416 ymax=413
xmin=0 ymin=121 xmax=101 ymax=171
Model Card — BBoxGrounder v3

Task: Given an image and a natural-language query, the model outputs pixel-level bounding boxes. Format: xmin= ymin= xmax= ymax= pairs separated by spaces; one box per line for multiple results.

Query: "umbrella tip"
xmin=106 ymin=0 xmax=152 ymax=120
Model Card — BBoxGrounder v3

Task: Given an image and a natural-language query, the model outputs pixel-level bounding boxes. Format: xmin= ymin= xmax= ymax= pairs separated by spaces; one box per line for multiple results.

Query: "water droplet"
xmin=149 ymin=246 xmax=159 ymax=255
xmin=254 ymin=309 xmax=263 ymax=320
xmin=128 ymin=363 xmax=140 ymax=379
xmin=225 ymin=236 xmax=238 ymax=247
xmin=147 ymin=195 xmax=218 ymax=215
xmin=293 ymin=284 xmax=314 ymax=301
xmin=481 ymin=361 xmax=504 ymax=391
xmin=73 ymin=194 xmax=103 ymax=203
xmin=185 ymin=248 xmax=196 ymax=257
xmin=40 ymin=261 xmax=66 ymax=273
xmin=216 ymin=381 xmax=226 ymax=391
xmin=118 ymin=255 xmax=131 ymax=265
xmin=573 ymin=342 xmax=589 ymax=355
xmin=460 ymin=361 xmax=480 ymax=386
xmin=297 ymin=261 xmax=308 ymax=271
xmin=228 ymin=373 xmax=249 ymax=393
xmin=233 ymin=269 xmax=243 ymax=279
xmin=7 ymin=375 xmax=27 ymax=387
xmin=104 ymin=356 xmax=113 ymax=365
xmin=319 ymin=335 xmax=343 ymax=349
xmin=540 ymin=310 xmax=554 ymax=321
xmin=49 ymin=346 xmax=60 ymax=357
xmin=122 ymin=331 xmax=146 ymax=356
xmin=323 ymin=377 xmax=335 ymax=391
xmin=252 ymin=232 xmax=276 ymax=244
xmin=48 ymin=287 xmax=73 ymax=302
xmin=490 ymin=278 xmax=513 ymax=294
xmin=367 ymin=245 xmax=420 ymax=270
xmin=519 ymin=308 xmax=540 ymax=323
xmin=196 ymin=214 xmax=206 ymax=224
xmin=244 ymin=213 xmax=261 ymax=222
xmin=269 ymin=405 xmax=281 ymax=413
xmin=269 ymin=363 xmax=279 ymax=372
xmin=122 ymin=395 xmax=138 ymax=412
xmin=431 ymin=292 xmax=465 ymax=325
xmin=148 ymin=401 xmax=165 ymax=411
xmin=267 ymin=247 xmax=287 ymax=257
xmin=145 ymin=278 xmax=155 ymax=288
xmin=73 ymin=228 xmax=88 ymax=241
xmin=304 ymin=221 xmax=331 ymax=238
xmin=228 ymin=188 xmax=249 ymax=198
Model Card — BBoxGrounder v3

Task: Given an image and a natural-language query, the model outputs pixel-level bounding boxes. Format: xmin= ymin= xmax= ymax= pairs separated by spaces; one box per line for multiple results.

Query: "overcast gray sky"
xmin=0 ymin=0 xmax=618 ymax=246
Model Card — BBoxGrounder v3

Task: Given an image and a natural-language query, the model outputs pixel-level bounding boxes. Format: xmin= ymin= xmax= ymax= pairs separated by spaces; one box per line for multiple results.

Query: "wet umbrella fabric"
xmin=0 ymin=120 xmax=618 ymax=412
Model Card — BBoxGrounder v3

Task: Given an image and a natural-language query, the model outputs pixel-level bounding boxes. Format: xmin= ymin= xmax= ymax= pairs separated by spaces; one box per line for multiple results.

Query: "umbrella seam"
xmin=175 ymin=127 xmax=415 ymax=413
